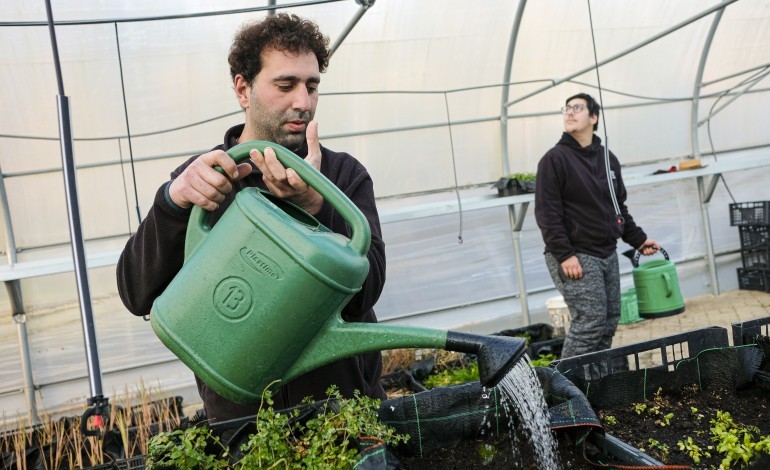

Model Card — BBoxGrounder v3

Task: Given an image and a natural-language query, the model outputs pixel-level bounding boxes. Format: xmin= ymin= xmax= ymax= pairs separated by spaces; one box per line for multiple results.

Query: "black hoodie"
xmin=534 ymin=132 xmax=647 ymax=263
xmin=117 ymin=124 xmax=386 ymax=422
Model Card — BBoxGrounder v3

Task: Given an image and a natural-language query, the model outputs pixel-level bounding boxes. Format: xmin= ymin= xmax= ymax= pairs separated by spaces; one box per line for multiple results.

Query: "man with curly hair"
xmin=117 ymin=14 xmax=387 ymax=422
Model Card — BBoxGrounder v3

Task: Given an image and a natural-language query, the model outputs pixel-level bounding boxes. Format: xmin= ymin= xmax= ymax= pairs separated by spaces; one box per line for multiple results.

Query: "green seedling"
xmin=647 ymin=438 xmax=670 ymax=460
xmin=632 ymin=403 xmax=647 ymax=415
xmin=603 ymin=415 xmax=618 ymax=426
xmin=423 ymin=362 xmax=480 ymax=389
xmin=656 ymin=412 xmax=674 ymax=427
xmin=530 ymin=353 xmax=557 ymax=368
xmin=677 ymin=436 xmax=712 ymax=465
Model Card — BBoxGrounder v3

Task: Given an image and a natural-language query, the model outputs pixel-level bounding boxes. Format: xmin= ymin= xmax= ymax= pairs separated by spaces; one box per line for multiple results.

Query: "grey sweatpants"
xmin=545 ymin=251 xmax=621 ymax=358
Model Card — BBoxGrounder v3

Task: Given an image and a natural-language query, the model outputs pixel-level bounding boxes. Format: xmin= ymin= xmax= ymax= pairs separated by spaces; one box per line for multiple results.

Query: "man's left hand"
xmin=249 ymin=121 xmax=324 ymax=215
xmin=638 ymin=239 xmax=660 ymax=256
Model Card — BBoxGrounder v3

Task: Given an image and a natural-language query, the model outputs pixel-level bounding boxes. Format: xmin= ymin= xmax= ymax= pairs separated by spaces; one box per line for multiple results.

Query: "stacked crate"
xmin=730 ymin=201 xmax=770 ymax=292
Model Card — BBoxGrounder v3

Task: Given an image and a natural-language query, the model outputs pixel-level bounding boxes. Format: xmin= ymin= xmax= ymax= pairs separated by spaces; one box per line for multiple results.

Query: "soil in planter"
xmin=394 ymin=430 xmax=596 ymax=469
xmin=598 ymin=384 xmax=770 ymax=468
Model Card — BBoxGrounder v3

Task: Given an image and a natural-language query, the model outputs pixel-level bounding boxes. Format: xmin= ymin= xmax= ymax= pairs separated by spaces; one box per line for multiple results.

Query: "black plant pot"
xmin=492 ymin=177 xmax=535 ymax=197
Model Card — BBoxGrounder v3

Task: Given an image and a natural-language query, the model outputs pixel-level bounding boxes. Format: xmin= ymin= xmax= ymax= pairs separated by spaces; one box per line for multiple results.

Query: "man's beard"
xmin=249 ymin=98 xmax=312 ymax=152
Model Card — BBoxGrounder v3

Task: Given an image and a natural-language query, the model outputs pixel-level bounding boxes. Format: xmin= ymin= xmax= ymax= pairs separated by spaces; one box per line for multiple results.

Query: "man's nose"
xmin=292 ymin=87 xmax=312 ymax=111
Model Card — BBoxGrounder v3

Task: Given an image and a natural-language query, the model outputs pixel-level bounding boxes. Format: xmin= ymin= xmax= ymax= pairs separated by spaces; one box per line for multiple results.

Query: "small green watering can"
xmin=631 ymin=247 xmax=685 ymax=319
xmin=150 ymin=140 xmax=526 ymax=404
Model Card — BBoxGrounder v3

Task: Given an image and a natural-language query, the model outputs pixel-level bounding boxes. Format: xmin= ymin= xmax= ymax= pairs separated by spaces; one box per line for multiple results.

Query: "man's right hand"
xmin=168 ymin=150 xmax=254 ymax=211
xmin=561 ymin=255 xmax=583 ymax=280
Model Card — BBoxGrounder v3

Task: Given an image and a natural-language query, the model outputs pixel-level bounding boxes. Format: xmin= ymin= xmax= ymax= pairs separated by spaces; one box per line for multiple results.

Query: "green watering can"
xmin=631 ymin=247 xmax=685 ymax=319
xmin=150 ymin=140 xmax=526 ymax=404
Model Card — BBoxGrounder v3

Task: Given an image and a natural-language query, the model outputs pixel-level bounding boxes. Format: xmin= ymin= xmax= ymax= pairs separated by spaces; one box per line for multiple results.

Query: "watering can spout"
xmin=284 ymin=320 xmax=528 ymax=390
xmin=446 ymin=331 xmax=528 ymax=387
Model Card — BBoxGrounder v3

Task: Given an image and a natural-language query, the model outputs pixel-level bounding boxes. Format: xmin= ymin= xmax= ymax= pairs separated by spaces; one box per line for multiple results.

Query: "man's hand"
xmin=250 ymin=120 xmax=324 ymax=215
xmin=638 ymin=239 xmax=660 ymax=256
xmin=168 ymin=149 xmax=254 ymax=211
xmin=561 ymin=255 xmax=583 ymax=280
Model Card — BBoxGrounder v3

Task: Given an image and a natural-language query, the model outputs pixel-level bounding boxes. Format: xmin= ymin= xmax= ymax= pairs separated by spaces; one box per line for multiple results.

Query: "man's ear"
xmin=234 ymin=74 xmax=251 ymax=110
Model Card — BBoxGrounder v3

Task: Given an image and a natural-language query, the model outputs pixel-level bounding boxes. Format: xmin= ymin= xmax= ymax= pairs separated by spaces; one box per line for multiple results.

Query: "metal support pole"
xmin=505 ymin=0 xmax=739 ymax=108
xmin=499 ymin=2 xmax=529 ymax=325
xmin=499 ymin=0 xmax=528 ymax=175
xmin=691 ymin=5 xmax=727 ymax=296
xmin=0 ymin=165 xmax=17 ymax=266
xmin=57 ymin=96 xmax=105 ymax=400
xmin=45 ymin=0 xmax=108 ymax=433
xmin=330 ymin=0 xmax=375 ymax=57
xmin=697 ymin=177 xmax=719 ymax=295
xmin=508 ymin=202 xmax=530 ymax=325
xmin=5 ymin=280 xmax=39 ymax=424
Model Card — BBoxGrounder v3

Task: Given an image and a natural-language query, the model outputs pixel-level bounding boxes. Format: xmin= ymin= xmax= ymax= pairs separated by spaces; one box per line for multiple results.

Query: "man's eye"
xmin=277 ymin=84 xmax=293 ymax=91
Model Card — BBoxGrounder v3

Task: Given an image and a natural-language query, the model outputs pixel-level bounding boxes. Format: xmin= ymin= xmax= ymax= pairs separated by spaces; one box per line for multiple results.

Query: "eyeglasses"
xmin=561 ymin=104 xmax=585 ymax=114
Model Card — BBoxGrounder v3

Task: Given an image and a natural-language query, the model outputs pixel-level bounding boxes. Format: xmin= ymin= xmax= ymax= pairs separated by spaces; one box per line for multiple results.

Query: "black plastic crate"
xmin=550 ymin=326 xmax=729 ymax=381
xmin=88 ymin=456 xmax=146 ymax=470
xmin=731 ymin=316 xmax=770 ymax=346
xmin=741 ymin=247 xmax=770 ymax=269
xmin=739 ymin=225 xmax=770 ymax=250
xmin=729 ymin=201 xmax=770 ymax=226
xmin=737 ymin=267 xmax=770 ymax=292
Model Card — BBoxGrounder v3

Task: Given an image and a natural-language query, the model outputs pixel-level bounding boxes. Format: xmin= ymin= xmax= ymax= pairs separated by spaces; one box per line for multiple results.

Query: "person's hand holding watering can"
xmin=168 ymin=149 xmax=254 ymax=211
xmin=167 ymin=121 xmax=324 ymax=215
xmin=249 ymin=121 xmax=324 ymax=215
xmin=637 ymin=239 xmax=660 ymax=256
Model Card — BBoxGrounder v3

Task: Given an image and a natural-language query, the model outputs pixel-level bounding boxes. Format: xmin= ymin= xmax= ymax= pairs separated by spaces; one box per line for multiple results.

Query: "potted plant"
xmin=492 ymin=172 xmax=536 ymax=197
xmin=145 ymin=386 xmax=408 ymax=469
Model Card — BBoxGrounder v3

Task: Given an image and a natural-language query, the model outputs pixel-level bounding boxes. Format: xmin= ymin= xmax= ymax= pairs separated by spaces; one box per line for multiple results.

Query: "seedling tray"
xmin=730 ymin=201 xmax=770 ymax=226
xmin=737 ymin=267 xmax=770 ymax=292
xmin=550 ymin=326 xmax=729 ymax=381
xmin=731 ymin=315 xmax=770 ymax=346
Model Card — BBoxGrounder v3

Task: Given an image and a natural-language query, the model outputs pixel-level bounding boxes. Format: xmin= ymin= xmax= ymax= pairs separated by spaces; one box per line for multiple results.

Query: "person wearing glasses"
xmin=534 ymin=93 xmax=659 ymax=358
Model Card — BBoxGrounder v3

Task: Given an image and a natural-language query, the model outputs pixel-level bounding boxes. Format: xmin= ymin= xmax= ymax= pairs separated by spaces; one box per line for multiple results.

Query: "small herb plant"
xmin=603 ymin=415 xmax=618 ymax=426
xmin=146 ymin=425 xmax=229 ymax=470
xmin=530 ymin=353 xmax=557 ymax=368
xmin=508 ymin=172 xmax=536 ymax=182
xmin=146 ymin=386 xmax=408 ymax=469
xmin=423 ymin=362 xmax=480 ymax=389
xmin=677 ymin=436 xmax=711 ymax=465
xmin=240 ymin=386 xmax=408 ymax=469
xmin=646 ymin=438 xmax=670 ymax=460
xmin=709 ymin=410 xmax=770 ymax=468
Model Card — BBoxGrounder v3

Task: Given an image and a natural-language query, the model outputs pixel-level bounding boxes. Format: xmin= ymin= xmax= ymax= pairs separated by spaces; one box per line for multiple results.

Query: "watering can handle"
xmin=662 ymin=272 xmax=673 ymax=297
xmin=186 ymin=141 xmax=371 ymax=259
xmin=631 ymin=246 xmax=669 ymax=268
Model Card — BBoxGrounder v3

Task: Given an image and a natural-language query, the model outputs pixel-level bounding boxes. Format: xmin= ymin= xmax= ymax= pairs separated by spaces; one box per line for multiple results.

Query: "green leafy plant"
xmin=238 ymin=386 xmax=408 ymax=469
xmin=603 ymin=415 xmax=618 ymax=426
xmin=508 ymin=172 xmax=536 ymax=182
xmin=423 ymin=361 xmax=480 ymax=389
xmin=632 ymin=403 xmax=647 ymax=415
xmin=146 ymin=425 xmax=229 ymax=470
xmin=478 ymin=442 xmax=497 ymax=465
xmin=677 ymin=436 xmax=711 ymax=465
xmin=709 ymin=410 xmax=770 ymax=468
xmin=646 ymin=438 xmax=670 ymax=460
xmin=147 ymin=386 xmax=408 ymax=470
xmin=656 ymin=412 xmax=674 ymax=427
xmin=530 ymin=353 xmax=557 ymax=368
